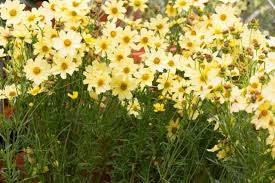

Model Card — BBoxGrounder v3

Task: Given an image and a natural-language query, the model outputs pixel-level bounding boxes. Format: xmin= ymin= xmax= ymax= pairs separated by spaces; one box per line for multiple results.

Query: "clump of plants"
xmin=0 ymin=0 xmax=274 ymax=182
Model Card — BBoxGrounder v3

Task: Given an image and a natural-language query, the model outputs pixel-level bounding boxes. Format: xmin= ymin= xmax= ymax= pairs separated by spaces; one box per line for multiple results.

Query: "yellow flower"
xmin=82 ymin=33 xmax=95 ymax=48
xmin=134 ymin=67 xmax=155 ymax=88
xmin=136 ymin=28 xmax=154 ymax=51
xmin=24 ymin=58 xmax=51 ymax=85
xmin=150 ymin=35 xmax=169 ymax=50
xmin=118 ymin=26 xmax=138 ymax=49
xmin=251 ymin=101 xmax=272 ymax=130
xmin=86 ymin=74 xmax=111 ymax=94
xmin=111 ymin=75 xmax=137 ymax=101
xmin=212 ymin=4 xmax=238 ymax=31
xmin=83 ymin=61 xmax=111 ymax=94
xmin=153 ymin=103 xmax=165 ymax=112
xmin=112 ymin=59 xmax=139 ymax=77
xmin=68 ymin=91 xmax=78 ymax=100
xmin=2 ymin=84 xmax=20 ymax=100
xmin=94 ymin=36 xmax=113 ymax=55
xmin=166 ymin=118 xmax=180 ymax=140
xmin=0 ymin=0 xmax=25 ymax=25
xmin=102 ymin=0 xmax=126 ymax=21
xmin=53 ymin=30 xmax=82 ymax=57
xmin=175 ymin=0 xmax=191 ymax=12
xmin=129 ymin=0 xmax=148 ymax=12
xmin=207 ymin=142 xmax=233 ymax=159
xmin=207 ymin=144 xmax=220 ymax=152
xmin=51 ymin=55 xmax=78 ymax=79
xmin=109 ymin=46 xmax=131 ymax=68
xmin=33 ymin=38 xmax=54 ymax=58
xmin=102 ymin=20 xmax=123 ymax=40
xmin=127 ymin=98 xmax=141 ymax=117
xmin=166 ymin=4 xmax=177 ymax=17
xmin=157 ymin=73 xmax=176 ymax=95
xmin=159 ymin=95 xmax=165 ymax=100
xmin=28 ymin=86 xmax=44 ymax=96
xmin=23 ymin=9 xmax=40 ymax=27
xmin=144 ymin=49 xmax=167 ymax=72
xmin=149 ymin=14 xmax=169 ymax=36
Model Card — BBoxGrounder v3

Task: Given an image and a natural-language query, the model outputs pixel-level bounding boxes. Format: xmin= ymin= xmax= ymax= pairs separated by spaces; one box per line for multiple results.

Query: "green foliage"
xmin=0 ymin=75 xmax=274 ymax=182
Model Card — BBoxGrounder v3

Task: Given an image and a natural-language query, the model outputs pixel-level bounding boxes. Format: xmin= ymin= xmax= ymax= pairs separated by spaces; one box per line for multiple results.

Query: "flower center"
xmin=111 ymin=7 xmax=118 ymax=15
xmin=123 ymin=67 xmax=130 ymax=74
xmin=110 ymin=31 xmax=117 ymax=38
xmin=50 ymin=4 xmax=56 ymax=11
xmin=178 ymin=87 xmax=184 ymax=92
xmin=97 ymin=79 xmax=104 ymax=87
xmin=9 ymin=91 xmax=16 ymax=97
xmin=134 ymin=0 xmax=141 ymax=7
xmin=153 ymin=57 xmax=161 ymax=64
xmin=164 ymin=82 xmax=170 ymax=88
xmin=100 ymin=42 xmax=108 ymax=50
xmin=42 ymin=46 xmax=49 ymax=52
xmin=28 ymin=15 xmax=36 ymax=22
xmin=155 ymin=42 xmax=161 ymax=48
xmin=33 ymin=67 xmax=41 ymax=75
xmin=187 ymin=42 xmax=193 ymax=48
xmin=141 ymin=37 xmax=149 ymax=44
xmin=260 ymin=110 xmax=268 ymax=118
xmin=168 ymin=60 xmax=175 ymax=67
xmin=132 ymin=105 xmax=139 ymax=111
xmin=220 ymin=14 xmax=227 ymax=21
xmin=61 ymin=63 xmax=68 ymax=70
xmin=51 ymin=33 xmax=58 ymax=39
xmin=142 ymin=74 xmax=149 ymax=81
xmin=72 ymin=1 xmax=80 ymax=7
xmin=120 ymin=82 xmax=128 ymax=91
xmin=71 ymin=11 xmax=77 ymax=17
xmin=9 ymin=9 xmax=17 ymax=17
xmin=116 ymin=54 xmax=124 ymax=61
xmin=156 ymin=24 xmax=163 ymax=30
xmin=171 ymin=127 xmax=178 ymax=134
xmin=64 ymin=39 xmax=72 ymax=47
xmin=123 ymin=36 xmax=130 ymax=44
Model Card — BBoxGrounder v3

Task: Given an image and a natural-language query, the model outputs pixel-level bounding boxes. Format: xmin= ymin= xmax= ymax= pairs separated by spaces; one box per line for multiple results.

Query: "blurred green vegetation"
xmin=242 ymin=0 xmax=275 ymax=36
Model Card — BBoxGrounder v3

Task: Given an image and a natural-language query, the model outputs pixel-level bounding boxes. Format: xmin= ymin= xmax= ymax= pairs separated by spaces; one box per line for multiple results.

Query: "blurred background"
xmin=242 ymin=0 xmax=274 ymax=36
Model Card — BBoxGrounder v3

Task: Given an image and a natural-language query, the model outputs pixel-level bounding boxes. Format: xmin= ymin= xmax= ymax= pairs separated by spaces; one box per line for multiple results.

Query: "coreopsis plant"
xmin=0 ymin=0 xmax=274 ymax=182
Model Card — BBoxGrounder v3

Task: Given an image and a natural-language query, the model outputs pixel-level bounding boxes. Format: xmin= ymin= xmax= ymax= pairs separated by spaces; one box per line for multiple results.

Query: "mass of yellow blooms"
xmin=0 ymin=0 xmax=274 ymax=158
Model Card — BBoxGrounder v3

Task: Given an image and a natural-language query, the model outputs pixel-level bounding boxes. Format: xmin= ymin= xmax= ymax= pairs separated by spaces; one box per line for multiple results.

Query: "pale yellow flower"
xmin=166 ymin=118 xmax=180 ymax=140
xmin=129 ymin=0 xmax=148 ymax=12
xmin=24 ymin=58 xmax=51 ymax=85
xmin=53 ymin=30 xmax=82 ymax=57
xmin=111 ymin=75 xmax=137 ymax=100
xmin=51 ymin=55 xmax=78 ymax=79
xmin=0 ymin=0 xmax=25 ymax=25
xmin=102 ymin=0 xmax=126 ymax=21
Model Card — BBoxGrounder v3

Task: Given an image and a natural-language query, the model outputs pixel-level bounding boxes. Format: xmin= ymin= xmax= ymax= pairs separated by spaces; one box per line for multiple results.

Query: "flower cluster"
xmin=0 ymin=0 xmax=274 ymax=158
